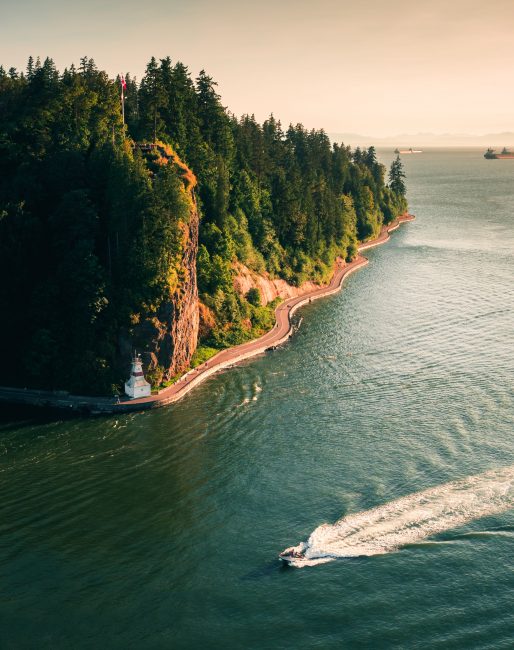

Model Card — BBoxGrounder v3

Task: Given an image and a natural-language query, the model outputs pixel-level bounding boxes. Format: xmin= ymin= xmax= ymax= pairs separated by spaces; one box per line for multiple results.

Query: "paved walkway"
xmin=0 ymin=214 xmax=414 ymax=414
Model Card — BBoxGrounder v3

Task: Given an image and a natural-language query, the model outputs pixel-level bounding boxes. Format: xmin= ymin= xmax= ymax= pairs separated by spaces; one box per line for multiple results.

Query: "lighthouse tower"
xmin=124 ymin=353 xmax=152 ymax=399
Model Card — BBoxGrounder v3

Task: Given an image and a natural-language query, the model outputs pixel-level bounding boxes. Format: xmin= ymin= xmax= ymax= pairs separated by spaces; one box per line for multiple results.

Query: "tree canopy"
xmin=0 ymin=56 xmax=408 ymax=394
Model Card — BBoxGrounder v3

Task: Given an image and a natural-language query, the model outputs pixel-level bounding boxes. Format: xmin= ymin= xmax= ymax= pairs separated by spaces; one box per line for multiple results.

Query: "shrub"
xmin=246 ymin=287 xmax=261 ymax=307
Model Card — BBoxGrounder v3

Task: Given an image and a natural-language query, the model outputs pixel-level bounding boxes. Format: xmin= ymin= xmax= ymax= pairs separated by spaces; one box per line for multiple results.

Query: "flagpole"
xmin=121 ymin=81 xmax=125 ymax=127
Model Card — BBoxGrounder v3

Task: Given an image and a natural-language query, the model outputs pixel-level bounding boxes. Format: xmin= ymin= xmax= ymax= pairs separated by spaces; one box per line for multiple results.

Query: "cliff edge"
xmin=125 ymin=144 xmax=200 ymax=384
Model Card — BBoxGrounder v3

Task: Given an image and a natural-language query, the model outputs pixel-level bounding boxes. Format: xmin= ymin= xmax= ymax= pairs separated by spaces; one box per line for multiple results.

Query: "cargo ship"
xmin=394 ymin=148 xmax=423 ymax=154
xmin=484 ymin=147 xmax=514 ymax=159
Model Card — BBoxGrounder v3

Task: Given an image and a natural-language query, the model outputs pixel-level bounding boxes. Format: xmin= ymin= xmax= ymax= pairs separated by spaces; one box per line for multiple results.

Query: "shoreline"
xmin=0 ymin=214 xmax=415 ymax=415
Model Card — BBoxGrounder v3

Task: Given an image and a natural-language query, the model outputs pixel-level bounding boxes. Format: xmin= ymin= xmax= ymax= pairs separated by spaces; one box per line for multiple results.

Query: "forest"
xmin=0 ymin=56 xmax=408 ymax=394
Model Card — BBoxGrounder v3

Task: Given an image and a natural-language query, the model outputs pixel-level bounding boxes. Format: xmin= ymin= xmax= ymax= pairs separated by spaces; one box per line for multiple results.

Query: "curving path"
xmin=0 ymin=214 xmax=414 ymax=414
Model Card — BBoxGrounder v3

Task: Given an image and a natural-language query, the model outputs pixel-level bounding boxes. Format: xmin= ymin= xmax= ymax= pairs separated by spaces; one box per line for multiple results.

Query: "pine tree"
xmin=26 ymin=56 xmax=34 ymax=80
xmin=389 ymin=155 xmax=406 ymax=197
xmin=0 ymin=53 xmax=408 ymax=392
xmin=139 ymin=57 xmax=167 ymax=142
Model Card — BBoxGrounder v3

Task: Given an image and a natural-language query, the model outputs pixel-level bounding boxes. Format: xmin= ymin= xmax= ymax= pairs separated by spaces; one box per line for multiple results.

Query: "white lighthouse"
xmin=124 ymin=353 xmax=152 ymax=399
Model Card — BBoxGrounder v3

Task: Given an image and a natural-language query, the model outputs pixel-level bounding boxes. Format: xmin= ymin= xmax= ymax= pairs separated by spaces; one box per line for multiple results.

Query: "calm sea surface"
xmin=1 ymin=149 xmax=514 ymax=649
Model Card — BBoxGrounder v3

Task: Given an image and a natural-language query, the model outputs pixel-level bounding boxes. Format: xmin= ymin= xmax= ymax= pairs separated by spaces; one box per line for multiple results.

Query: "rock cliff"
xmin=233 ymin=261 xmax=322 ymax=306
xmin=127 ymin=145 xmax=200 ymax=384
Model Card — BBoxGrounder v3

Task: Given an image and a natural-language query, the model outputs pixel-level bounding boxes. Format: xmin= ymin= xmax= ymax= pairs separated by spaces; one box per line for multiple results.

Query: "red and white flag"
xmin=120 ymin=75 xmax=127 ymax=91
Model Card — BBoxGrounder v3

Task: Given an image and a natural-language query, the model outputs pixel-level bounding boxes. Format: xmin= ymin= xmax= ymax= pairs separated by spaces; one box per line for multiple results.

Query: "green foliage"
xmin=246 ymin=288 xmax=261 ymax=307
xmin=389 ymin=155 xmax=406 ymax=197
xmin=190 ymin=345 xmax=219 ymax=368
xmin=346 ymin=241 xmax=358 ymax=262
xmin=146 ymin=364 xmax=165 ymax=388
xmin=0 ymin=54 xmax=408 ymax=394
xmin=249 ymin=299 xmax=280 ymax=336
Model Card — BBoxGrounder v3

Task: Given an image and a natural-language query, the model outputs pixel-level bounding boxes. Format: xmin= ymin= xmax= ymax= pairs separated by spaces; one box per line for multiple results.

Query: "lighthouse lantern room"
xmin=125 ymin=353 xmax=152 ymax=399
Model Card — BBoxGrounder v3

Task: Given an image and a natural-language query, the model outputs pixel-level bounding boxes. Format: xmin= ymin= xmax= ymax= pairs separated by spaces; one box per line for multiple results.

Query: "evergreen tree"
xmin=139 ymin=57 xmax=167 ymax=142
xmin=389 ymin=155 xmax=406 ymax=197
xmin=0 ymin=54 xmax=408 ymax=393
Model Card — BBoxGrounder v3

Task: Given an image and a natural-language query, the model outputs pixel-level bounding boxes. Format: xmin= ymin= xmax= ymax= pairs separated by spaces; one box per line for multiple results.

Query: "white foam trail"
xmin=289 ymin=466 xmax=514 ymax=567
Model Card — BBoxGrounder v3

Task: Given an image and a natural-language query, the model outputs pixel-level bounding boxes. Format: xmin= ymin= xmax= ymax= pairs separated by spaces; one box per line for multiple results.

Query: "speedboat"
xmin=279 ymin=541 xmax=337 ymax=567
xmin=279 ymin=543 xmax=307 ymax=564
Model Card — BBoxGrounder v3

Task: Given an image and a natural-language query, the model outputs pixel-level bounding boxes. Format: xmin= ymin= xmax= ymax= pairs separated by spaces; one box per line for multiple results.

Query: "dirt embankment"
xmin=233 ymin=261 xmax=326 ymax=306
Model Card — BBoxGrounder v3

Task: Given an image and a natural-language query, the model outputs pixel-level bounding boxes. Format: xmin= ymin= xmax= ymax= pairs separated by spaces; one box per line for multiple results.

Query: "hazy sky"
xmin=2 ymin=0 xmax=514 ymax=136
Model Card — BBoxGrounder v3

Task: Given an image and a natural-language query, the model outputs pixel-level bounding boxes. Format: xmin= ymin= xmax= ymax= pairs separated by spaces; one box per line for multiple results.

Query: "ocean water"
xmin=1 ymin=149 xmax=514 ymax=648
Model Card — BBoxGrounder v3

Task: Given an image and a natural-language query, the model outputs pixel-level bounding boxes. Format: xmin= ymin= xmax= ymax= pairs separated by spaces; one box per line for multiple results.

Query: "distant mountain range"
xmin=328 ymin=132 xmax=514 ymax=148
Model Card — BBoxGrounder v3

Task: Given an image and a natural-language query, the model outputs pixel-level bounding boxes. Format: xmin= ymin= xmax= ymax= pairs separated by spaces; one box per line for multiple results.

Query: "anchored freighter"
xmin=484 ymin=147 xmax=514 ymax=159
xmin=394 ymin=148 xmax=423 ymax=154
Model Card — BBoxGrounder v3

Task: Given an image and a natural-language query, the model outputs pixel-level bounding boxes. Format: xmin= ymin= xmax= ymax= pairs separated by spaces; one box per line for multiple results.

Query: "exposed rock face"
xmin=124 ymin=147 xmax=200 ymax=384
xmin=154 ymin=194 xmax=199 ymax=381
xmin=233 ymin=261 xmax=322 ymax=306
xmin=198 ymin=301 xmax=216 ymax=339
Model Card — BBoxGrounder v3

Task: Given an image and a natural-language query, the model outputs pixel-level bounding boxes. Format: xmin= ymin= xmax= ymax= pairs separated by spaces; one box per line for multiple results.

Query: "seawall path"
xmin=0 ymin=214 xmax=414 ymax=414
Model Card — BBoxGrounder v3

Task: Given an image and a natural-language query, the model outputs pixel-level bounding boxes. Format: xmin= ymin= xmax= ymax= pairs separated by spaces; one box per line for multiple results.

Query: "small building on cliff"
xmin=125 ymin=354 xmax=151 ymax=399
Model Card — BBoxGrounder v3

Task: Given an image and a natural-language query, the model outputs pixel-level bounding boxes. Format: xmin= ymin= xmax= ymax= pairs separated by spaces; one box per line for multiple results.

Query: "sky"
xmin=2 ymin=0 xmax=514 ymax=139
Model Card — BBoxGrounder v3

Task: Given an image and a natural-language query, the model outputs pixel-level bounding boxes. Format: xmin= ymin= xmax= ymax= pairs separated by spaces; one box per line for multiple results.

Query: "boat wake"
xmin=283 ymin=466 xmax=514 ymax=567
